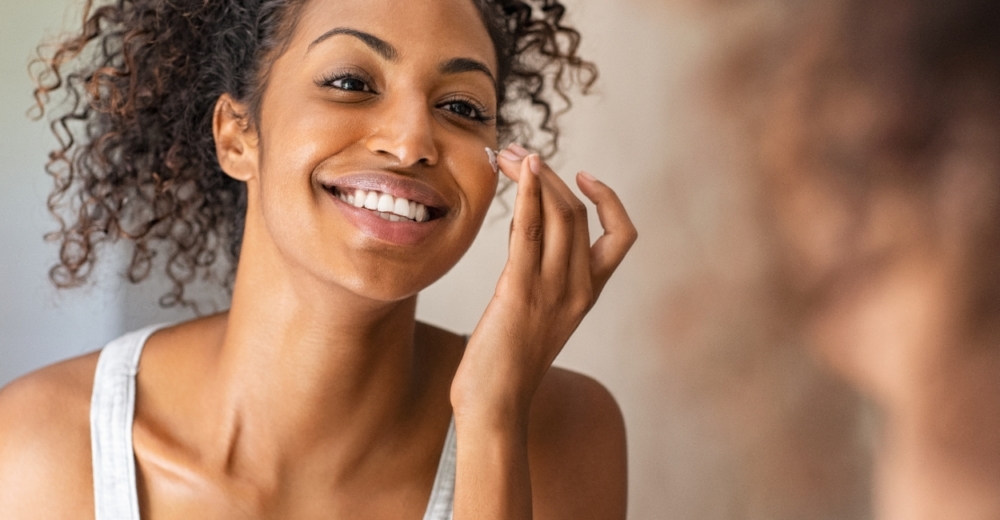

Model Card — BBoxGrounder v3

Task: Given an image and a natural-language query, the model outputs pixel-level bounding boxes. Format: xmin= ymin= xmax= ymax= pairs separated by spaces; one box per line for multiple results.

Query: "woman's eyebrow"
xmin=308 ymin=27 xmax=398 ymax=61
xmin=440 ymin=57 xmax=497 ymax=90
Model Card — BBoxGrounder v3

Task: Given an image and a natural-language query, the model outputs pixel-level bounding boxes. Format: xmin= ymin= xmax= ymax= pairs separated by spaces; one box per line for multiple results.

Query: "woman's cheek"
xmin=452 ymin=145 xmax=500 ymax=214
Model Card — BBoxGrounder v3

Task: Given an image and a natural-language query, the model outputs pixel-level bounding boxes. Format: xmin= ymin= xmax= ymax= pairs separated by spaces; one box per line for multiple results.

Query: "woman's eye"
xmin=441 ymin=100 xmax=489 ymax=122
xmin=444 ymin=101 xmax=477 ymax=118
xmin=327 ymin=76 xmax=370 ymax=92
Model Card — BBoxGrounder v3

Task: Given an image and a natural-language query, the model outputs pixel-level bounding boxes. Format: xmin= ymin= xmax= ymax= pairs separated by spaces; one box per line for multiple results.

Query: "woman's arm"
xmin=0 ymin=356 xmax=98 ymax=519
xmin=450 ymin=145 xmax=636 ymax=520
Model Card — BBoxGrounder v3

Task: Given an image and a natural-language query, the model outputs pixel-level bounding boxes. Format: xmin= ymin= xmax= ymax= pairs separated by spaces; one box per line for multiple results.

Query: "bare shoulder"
xmin=528 ymin=367 xmax=627 ymax=520
xmin=0 ymin=353 xmax=99 ymax=519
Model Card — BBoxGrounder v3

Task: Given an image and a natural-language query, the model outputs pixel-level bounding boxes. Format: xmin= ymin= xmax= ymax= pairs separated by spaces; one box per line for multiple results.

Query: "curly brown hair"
xmin=30 ymin=0 xmax=598 ymax=310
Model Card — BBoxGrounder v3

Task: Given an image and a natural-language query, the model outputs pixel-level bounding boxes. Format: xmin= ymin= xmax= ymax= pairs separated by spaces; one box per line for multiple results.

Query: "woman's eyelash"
xmin=315 ymin=73 xmax=493 ymax=124
xmin=439 ymin=96 xmax=495 ymax=124
xmin=316 ymin=71 xmax=376 ymax=93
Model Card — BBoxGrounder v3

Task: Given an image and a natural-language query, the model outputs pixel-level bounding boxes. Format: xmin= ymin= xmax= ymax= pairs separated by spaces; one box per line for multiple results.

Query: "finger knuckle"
xmin=555 ymin=282 xmax=573 ymax=303
xmin=555 ymin=201 xmax=575 ymax=225
xmin=569 ymin=291 xmax=594 ymax=316
xmin=524 ymin=222 xmax=544 ymax=242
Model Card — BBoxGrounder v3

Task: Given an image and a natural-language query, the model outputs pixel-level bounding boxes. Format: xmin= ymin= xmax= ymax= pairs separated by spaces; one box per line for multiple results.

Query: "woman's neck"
xmin=202 ymin=228 xmax=434 ymax=477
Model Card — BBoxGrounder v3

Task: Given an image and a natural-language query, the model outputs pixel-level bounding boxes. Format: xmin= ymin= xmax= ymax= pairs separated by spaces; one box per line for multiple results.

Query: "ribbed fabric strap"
xmin=422 ymin=417 xmax=457 ymax=520
xmin=90 ymin=324 xmax=166 ymax=520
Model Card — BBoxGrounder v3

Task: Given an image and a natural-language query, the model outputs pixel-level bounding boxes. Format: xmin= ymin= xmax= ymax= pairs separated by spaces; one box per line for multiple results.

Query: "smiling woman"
xmin=0 ymin=0 xmax=636 ymax=519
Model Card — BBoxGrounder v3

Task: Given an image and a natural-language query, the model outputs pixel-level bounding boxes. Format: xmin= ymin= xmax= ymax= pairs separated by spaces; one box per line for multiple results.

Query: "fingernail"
xmin=485 ymin=148 xmax=499 ymax=173
xmin=528 ymin=154 xmax=541 ymax=175
xmin=579 ymin=171 xmax=598 ymax=182
xmin=508 ymin=143 xmax=530 ymax=158
xmin=498 ymin=149 xmax=521 ymax=163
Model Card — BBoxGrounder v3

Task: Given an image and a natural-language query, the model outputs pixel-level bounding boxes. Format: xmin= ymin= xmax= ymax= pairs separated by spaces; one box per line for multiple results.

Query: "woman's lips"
xmin=320 ymin=172 xmax=449 ymax=211
xmin=319 ymin=172 xmax=449 ymax=246
xmin=329 ymin=186 xmax=434 ymax=223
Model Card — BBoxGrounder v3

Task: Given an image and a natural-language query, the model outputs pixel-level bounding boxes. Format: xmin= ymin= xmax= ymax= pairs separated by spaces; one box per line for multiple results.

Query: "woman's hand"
xmin=450 ymin=143 xmax=637 ymax=428
xmin=450 ymin=144 xmax=635 ymax=519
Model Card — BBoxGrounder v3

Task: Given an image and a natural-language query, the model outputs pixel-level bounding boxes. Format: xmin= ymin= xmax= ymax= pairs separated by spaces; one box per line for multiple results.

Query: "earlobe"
xmin=213 ymin=94 xmax=258 ymax=182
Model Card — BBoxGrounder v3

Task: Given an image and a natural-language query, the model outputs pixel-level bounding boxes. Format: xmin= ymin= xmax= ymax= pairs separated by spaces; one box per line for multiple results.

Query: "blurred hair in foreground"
xmin=720 ymin=0 xmax=1000 ymax=517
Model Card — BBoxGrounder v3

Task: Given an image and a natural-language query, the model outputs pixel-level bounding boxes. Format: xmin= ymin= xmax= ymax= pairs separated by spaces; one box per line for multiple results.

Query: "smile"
xmin=319 ymin=173 xmax=450 ymax=245
xmin=330 ymin=187 xmax=431 ymax=223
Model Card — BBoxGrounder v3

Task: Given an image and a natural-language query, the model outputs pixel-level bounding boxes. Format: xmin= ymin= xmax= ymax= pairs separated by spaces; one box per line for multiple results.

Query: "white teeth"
xmin=377 ymin=193 xmax=394 ymax=212
xmin=393 ymin=197 xmax=410 ymax=217
xmin=337 ymin=187 xmax=432 ymax=223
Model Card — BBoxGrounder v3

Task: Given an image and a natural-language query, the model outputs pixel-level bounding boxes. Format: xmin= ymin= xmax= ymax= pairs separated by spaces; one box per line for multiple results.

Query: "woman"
xmin=740 ymin=0 xmax=1000 ymax=517
xmin=0 ymin=0 xmax=637 ymax=518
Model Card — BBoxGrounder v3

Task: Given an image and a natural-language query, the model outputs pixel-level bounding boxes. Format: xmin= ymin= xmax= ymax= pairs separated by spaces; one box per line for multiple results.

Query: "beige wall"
xmin=0 ymin=0 xmax=873 ymax=518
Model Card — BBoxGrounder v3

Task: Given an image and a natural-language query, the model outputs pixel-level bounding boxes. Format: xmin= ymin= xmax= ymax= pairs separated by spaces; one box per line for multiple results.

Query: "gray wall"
xmin=0 ymin=0 xmax=123 ymax=384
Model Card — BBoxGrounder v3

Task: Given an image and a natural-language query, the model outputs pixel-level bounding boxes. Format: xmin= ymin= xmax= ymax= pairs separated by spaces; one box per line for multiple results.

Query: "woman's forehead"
xmin=289 ymin=0 xmax=497 ymax=70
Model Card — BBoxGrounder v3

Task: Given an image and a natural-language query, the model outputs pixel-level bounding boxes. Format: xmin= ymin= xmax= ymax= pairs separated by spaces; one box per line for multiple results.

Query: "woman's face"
xmin=239 ymin=0 xmax=500 ymax=301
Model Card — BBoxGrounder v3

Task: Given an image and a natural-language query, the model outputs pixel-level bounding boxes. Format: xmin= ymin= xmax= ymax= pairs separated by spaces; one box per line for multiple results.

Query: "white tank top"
xmin=90 ymin=324 xmax=456 ymax=520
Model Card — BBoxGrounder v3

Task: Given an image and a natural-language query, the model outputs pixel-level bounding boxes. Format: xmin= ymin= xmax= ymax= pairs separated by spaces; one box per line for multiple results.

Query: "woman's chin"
xmin=324 ymin=268 xmax=437 ymax=305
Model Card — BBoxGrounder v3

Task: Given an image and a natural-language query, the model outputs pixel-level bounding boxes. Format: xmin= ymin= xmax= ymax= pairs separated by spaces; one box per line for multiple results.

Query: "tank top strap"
xmin=422 ymin=416 xmax=457 ymax=520
xmin=90 ymin=324 xmax=169 ymax=520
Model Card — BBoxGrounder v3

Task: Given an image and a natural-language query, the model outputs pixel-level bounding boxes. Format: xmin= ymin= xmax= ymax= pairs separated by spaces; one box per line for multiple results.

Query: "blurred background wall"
xmin=0 ymin=0 xmax=873 ymax=518
xmin=0 ymin=0 xmax=124 ymax=387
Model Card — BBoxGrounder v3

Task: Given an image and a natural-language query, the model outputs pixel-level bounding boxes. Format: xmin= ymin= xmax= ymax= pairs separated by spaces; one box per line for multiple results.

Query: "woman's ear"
xmin=213 ymin=94 xmax=259 ymax=182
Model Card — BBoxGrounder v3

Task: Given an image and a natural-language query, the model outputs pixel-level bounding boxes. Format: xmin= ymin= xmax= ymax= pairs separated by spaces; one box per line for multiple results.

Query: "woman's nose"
xmin=365 ymin=96 xmax=439 ymax=168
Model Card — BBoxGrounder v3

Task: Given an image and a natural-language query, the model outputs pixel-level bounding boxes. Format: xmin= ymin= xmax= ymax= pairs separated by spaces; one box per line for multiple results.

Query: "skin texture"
xmin=0 ymin=0 xmax=635 ymax=518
